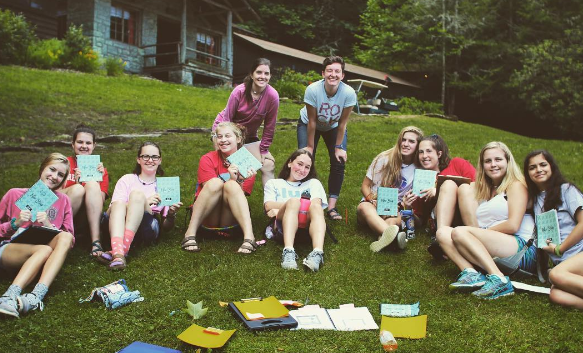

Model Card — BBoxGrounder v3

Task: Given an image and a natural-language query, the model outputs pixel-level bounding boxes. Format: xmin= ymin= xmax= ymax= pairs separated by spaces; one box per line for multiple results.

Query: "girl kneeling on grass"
xmin=98 ymin=142 xmax=182 ymax=270
xmin=523 ymin=150 xmax=583 ymax=308
xmin=357 ymin=126 xmax=424 ymax=253
xmin=264 ymin=149 xmax=328 ymax=271
xmin=0 ymin=153 xmax=74 ymax=318
xmin=436 ymin=141 xmax=535 ymax=300
xmin=60 ymin=124 xmax=110 ymax=261
xmin=182 ymin=122 xmax=258 ymax=254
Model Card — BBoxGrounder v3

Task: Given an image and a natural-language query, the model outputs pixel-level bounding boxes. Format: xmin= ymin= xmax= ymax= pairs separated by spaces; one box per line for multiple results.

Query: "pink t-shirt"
xmin=213 ymin=83 xmax=279 ymax=154
xmin=0 ymin=188 xmax=74 ymax=243
xmin=110 ymin=174 xmax=168 ymax=216
xmin=196 ymin=150 xmax=255 ymax=197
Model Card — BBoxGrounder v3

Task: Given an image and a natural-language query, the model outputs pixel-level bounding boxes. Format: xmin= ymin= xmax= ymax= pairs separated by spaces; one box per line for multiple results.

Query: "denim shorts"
xmin=101 ymin=212 xmax=160 ymax=247
xmin=516 ymin=236 xmax=537 ymax=274
xmin=0 ymin=240 xmax=10 ymax=270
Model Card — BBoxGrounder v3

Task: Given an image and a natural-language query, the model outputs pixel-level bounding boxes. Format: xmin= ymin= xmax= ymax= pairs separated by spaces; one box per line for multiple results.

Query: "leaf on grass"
xmin=183 ymin=300 xmax=208 ymax=320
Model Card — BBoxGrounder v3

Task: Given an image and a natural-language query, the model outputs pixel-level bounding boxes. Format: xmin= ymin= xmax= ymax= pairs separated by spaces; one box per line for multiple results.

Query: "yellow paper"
xmin=177 ymin=324 xmax=236 ymax=349
xmin=233 ymin=296 xmax=289 ymax=320
xmin=380 ymin=315 xmax=427 ymax=339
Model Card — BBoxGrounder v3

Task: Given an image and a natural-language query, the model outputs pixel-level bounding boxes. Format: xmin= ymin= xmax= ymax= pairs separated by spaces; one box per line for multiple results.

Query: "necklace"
xmin=137 ymin=175 xmax=156 ymax=185
xmin=285 ymin=179 xmax=302 ymax=187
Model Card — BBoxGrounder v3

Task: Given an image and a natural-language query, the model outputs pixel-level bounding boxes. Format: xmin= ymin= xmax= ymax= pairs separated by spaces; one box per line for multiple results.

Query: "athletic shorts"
xmin=516 ymin=236 xmax=537 ymax=274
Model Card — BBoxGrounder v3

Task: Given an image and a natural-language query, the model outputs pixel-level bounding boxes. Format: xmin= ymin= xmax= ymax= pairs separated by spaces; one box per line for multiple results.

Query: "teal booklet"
xmin=226 ymin=148 xmax=262 ymax=179
xmin=15 ymin=180 xmax=59 ymax=221
xmin=536 ymin=209 xmax=561 ymax=248
xmin=77 ymin=155 xmax=103 ymax=182
xmin=412 ymin=169 xmax=437 ymax=196
xmin=156 ymin=177 xmax=180 ymax=207
xmin=376 ymin=187 xmax=399 ymax=216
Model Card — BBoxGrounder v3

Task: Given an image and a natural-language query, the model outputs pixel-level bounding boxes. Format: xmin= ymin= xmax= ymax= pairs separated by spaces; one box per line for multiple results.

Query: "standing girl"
xmin=213 ymin=58 xmax=279 ymax=186
xmin=523 ymin=150 xmax=583 ymax=308
xmin=60 ymin=124 xmax=109 ymax=260
xmin=297 ymin=56 xmax=356 ymax=221
xmin=182 ymin=123 xmax=257 ymax=254
xmin=264 ymin=150 xmax=328 ymax=271
xmin=100 ymin=142 xmax=182 ymax=270
xmin=0 ymin=153 xmax=74 ymax=317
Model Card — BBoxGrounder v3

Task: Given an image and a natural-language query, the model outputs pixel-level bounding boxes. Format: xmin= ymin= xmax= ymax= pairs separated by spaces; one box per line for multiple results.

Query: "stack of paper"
xmin=290 ymin=304 xmax=378 ymax=331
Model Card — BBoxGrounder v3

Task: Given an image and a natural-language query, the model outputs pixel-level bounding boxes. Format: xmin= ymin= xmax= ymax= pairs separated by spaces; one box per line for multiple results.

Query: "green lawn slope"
xmin=0 ymin=66 xmax=582 ymax=353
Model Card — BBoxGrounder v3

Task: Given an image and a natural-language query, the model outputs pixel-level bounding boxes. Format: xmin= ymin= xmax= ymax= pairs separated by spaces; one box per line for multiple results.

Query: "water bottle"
xmin=298 ymin=190 xmax=311 ymax=229
xmin=380 ymin=330 xmax=398 ymax=351
xmin=400 ymin=209 xmax=415 ymax=240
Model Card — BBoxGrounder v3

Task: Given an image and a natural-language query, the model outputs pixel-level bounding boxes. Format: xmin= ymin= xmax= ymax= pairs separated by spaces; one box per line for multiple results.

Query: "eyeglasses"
xmin=139 ymin=155 xmax=160 ymax=161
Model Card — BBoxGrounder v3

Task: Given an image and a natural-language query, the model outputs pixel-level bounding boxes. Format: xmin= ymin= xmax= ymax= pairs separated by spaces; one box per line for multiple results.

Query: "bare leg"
xmin=61 ymin=184 xmax=85 ymax=215
xmin=458 ymin=183 xmax=478 ymax=227
xmin=36 ymin=232 xmax=73 ymax=286
xmin=1 ymin=244 xmax=53 ymax=289
xmin=436 ymin=226 xmax=474 ymax=271
xmin=84 ymin=182 xmax=105 ymax=244
xmin=548 ymin=253 xmax=583 ymax=309
xmin=245 ymin=142 xmax=275 ymax=187
xmin=222 ymin=181 xmax=255 ymax=242
xmin=278 ymin=199 xmax=300 ymax=248
xmin=435 ymin=180 xmax=458 ymax=229
xmin=308 ymin=202 xmax=326 ymax=250
xmin=357 ymin=202 xmax=400 ymax=238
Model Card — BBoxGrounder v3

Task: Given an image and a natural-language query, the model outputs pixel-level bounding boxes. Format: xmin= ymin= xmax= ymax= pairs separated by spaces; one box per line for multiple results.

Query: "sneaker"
xmin=0 ymin=295 xmax=19 ymax=318
xmin=303 ymin=250 xmax=324 ymax=272
xmin=449 ymin=269 xmax=487 ymax=290
xmin=472 ymin=274 xmax=514 ymax=299
xmin=281 ymin=248 xmax=298 ymax=270
xmin=370 ymin=225 xmax=399 ymax=252
xmin=17 ymin=293 xmax=44 ymax=315
xmin=396 ymin=231 xmax=407 ymax=250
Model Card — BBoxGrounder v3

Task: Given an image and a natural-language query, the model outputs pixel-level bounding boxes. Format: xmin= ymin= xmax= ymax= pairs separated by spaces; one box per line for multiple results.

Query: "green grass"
xmin=1 ymin=66 xmax=583 ymax=352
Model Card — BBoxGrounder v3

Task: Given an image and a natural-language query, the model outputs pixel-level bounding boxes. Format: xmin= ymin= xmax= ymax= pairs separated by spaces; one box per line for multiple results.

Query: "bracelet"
xmin=365 ymin=193 xmax=374 ymax=203
xmin=334 ymin=144 xmax=345 ymax=150
xmin=554 ymin=245 xmax=562 ymax=257
xmin=10 ymin=217 xmax=18 ymax=231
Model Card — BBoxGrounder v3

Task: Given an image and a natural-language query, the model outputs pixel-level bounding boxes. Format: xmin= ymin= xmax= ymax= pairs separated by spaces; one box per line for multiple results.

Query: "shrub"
xmin=272 ymin=68 xmax=322 ymax=100
xmin=104 ymin=57 xmax=127 ymax=76
xmin=0 ymin=9 xmax=36 ymax=65
xmin=63 ymin=24 xmax=91 ymax=61
xmin=70 ymin=48 xmax=101 ymax=73
xmin=395 ymin=97 xmax=443 ymax=115
xmin=26 ymin=38 xmax=65 ymax=69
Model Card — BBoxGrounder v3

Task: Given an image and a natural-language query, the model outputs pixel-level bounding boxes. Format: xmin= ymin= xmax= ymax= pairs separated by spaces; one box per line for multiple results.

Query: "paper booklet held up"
xmin=156 ymin=177 xmax=180 ymax=207
xmin=15 ymin=180 xmax=59 ymax=222
xmin=412 ymin=169 xmax=438 ymax=197
xmin=226 ymin=147 xmax=262 ymax=178
xmin=536 ymin=209 xmax=561 ymax=248
xmin=376 ymin=187 xmax=399 ymax=216
xmin=77 ymin=155 xmax=103 ymax=182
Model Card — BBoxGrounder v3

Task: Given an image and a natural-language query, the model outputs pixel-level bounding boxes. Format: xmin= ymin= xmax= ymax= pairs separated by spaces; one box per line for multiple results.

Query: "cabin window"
xmin=196 ymin=32 xmax=221 ymax=65
xmin=110 ymin=4 xmax=138 ymax=45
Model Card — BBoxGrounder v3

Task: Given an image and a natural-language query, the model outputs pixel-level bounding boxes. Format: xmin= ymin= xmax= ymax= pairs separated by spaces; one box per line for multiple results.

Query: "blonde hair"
xmin=371 ymin=126 xmax=424 ymax=188
xmin=475 ymin=141 xmax=525 ymax=201
xmin=212 ymin=122 xmax=246 ymax=149
xmin=38 ymin=153 xmax=70 ymax=190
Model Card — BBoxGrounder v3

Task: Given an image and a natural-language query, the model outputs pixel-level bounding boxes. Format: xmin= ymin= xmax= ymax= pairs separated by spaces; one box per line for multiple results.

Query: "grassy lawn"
xmin=1 ymin=66 xmax=582 ymax=353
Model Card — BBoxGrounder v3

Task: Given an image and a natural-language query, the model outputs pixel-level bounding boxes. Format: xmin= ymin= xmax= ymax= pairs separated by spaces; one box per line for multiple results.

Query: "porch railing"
xmin=141 ymin=41 xmax=228 ymax=70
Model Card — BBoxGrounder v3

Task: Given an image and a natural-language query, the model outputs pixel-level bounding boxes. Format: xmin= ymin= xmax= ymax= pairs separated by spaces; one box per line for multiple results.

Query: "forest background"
xmin=245 ymin=0 xmax=583 ymax=141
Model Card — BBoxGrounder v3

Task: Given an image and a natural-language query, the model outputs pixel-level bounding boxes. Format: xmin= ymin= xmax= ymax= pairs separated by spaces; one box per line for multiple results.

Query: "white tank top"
xmin=476 ymin=193 xmax=534 ymax=240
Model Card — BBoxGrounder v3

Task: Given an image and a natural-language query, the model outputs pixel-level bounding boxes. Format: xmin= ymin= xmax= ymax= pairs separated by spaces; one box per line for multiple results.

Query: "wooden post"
xmin=181 ymin=0 xmax=187 ymax=64
xmin=227 ymin=10 xmax=233 ymax=76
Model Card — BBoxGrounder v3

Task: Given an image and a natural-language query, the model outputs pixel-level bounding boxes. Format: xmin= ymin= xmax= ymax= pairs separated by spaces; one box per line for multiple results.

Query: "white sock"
xmin=284 ymin=246 xmax=294 ymax=251
xmin=465 ymin=268 xmax=478 ymax=273
xmin=313 ymin=248 xmax=323 ymax=253
xmin=495 ymin=275 xmax=508 ymax=283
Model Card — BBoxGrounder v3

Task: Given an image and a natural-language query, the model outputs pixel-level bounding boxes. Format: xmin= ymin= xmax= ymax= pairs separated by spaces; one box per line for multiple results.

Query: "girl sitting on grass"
xmin=60 ymin=124 xmax=109 ymax=261
xmin=357 ymin=126 xmax=423 ymax=253
xmin=264 ymin=149 xmax=328 ymax=271
xmin=0 ymin=153 xmax=74 ymax=318
xmin=404 ymin=134 xmax=476 ymax=260
xmin=523 ymin=150 xmax=583 ymax=308
xmin=436 ymin=141 xmax=535 ymax=300
xmin=182 ymin=122 xmax=258 ymax=254
xmin=98 ymin=142 xmax=182 ymax=270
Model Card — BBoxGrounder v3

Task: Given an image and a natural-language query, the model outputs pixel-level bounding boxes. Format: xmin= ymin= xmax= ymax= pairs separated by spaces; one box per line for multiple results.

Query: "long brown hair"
xmin=370 ymin=126 xmax=423 ymax=188
xmin=243 ymin=58 xmax=271 ymax=102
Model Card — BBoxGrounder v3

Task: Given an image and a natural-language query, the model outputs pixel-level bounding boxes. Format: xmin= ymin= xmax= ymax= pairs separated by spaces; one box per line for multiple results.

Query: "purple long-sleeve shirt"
xmin=213 ymin=83 xmax=279 ymax=154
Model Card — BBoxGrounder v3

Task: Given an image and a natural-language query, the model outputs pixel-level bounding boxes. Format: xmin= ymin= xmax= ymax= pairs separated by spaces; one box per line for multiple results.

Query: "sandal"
xmin=109 ymin=254 xmax=127 ymax=271
xmin=95 ymin=251 xmax=113 ymax=265
xmin=237 ymin=239 xmax=257 ymax=254
xmin=326 ymin=208 xmax=343 ymax=221
xmin=181 ymin=236 xmax=200 ymax=252
xmin=89 ymin=240 xmax=104 ymax=259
